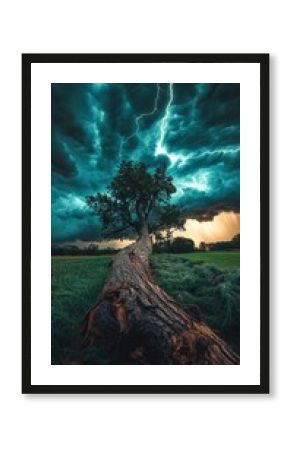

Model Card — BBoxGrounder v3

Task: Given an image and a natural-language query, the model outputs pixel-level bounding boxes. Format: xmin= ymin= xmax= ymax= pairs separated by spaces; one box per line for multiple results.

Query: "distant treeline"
xmin=153 ymin=237 xmax=196 ymax=253
xmin=51 ymin=234 xmax=240 ymax=256
xmin=51 ymin=243 xmax=118 ymax=256
xmin=154 ymin=234 xmax=240 ymax=253
xmin=201 ymin=234 xmax=240 ymax=251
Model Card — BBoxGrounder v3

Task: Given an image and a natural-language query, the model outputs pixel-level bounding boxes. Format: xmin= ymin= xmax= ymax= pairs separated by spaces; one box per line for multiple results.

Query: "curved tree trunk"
xmin=82 ymin=228 xmax=239 ymax=365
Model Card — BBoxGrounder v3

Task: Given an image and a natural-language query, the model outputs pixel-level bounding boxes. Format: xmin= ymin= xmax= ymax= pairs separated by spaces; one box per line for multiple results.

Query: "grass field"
xmin=51 ymin=251 xmax=240 ymax=364
xmin=52 ymin=250 xmax=240 ymax=267
xmin=51 ymin=256 xmax=111 ymax=364
xmin=177 ymin=251 xmax=240 ymax=269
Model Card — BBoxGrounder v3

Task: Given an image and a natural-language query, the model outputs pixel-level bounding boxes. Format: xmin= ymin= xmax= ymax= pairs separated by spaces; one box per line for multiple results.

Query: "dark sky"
xmin=51 ymin=83 xmax=240 ymax=243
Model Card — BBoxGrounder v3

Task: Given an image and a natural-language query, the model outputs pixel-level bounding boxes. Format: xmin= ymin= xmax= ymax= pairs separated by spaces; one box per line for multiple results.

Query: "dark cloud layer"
xmin=51 ymin=83 xmax=240 ymax=243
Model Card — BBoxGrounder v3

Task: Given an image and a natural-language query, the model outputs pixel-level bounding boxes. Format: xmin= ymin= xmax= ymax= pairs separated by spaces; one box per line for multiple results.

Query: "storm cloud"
xmin=51 ymin=83 xmax=240 ymax=243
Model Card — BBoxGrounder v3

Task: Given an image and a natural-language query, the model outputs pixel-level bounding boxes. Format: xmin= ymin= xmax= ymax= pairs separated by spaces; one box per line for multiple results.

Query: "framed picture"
xmin=22 ymin=53 xmax=269 ymax=394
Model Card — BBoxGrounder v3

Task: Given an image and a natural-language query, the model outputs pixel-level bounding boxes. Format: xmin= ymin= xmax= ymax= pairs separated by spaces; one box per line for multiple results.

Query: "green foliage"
xmin=86 ymin=160 xmax=185 ymax=238
xmin=151 ymin=254 xmax=240 ymax=353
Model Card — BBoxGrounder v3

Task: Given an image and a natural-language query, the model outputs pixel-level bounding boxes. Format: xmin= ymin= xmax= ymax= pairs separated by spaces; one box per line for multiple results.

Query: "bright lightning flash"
xmin=155 ymin=83 xmax=188 ymax=166
xmin=120 ymin=84 xmax=161 ymax=152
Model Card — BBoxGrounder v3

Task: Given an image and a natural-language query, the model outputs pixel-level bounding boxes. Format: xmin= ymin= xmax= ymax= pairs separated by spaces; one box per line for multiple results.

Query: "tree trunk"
xmin=82 ymin=229 xmax=239 ymax=365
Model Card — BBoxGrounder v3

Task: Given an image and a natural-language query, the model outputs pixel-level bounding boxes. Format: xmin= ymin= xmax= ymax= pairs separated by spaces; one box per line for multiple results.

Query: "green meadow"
xmin=51 ymin=251 xmax=240 ymax=364
xmin=176 ymin=251 xmax=239 ymax=269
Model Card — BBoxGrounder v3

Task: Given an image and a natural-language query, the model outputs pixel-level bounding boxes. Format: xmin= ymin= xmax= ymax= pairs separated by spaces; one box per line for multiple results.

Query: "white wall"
xmin=0 ymin=1 xmax=287 ymax=449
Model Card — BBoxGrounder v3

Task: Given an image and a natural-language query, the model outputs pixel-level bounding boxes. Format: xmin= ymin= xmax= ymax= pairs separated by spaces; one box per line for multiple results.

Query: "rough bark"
xmin=82 ymin=228 xmax=239 ymax=365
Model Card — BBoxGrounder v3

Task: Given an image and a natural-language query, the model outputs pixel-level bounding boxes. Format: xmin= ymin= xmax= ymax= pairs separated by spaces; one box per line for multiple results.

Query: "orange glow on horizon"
xmin=71 ymin=211 xmax=240 ymax=250
xmin=174 ymin=211 xmax=240 ymax=247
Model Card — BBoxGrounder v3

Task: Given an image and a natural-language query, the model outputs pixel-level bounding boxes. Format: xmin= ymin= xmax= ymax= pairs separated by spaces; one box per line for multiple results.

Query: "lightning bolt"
xmin=120 ymin=84 xmax=161 ymax=154
xmin=155 ymin=83 xmax=188 ymax=166
xmin=120 ymin=83 xmax=188 ymax=167
xmin=155 ymin=83 xmax=174 ymax=155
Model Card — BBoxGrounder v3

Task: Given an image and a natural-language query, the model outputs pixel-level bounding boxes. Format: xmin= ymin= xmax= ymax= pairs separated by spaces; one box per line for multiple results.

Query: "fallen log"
xmin=82 ymin=228 xmax=239 ymax=365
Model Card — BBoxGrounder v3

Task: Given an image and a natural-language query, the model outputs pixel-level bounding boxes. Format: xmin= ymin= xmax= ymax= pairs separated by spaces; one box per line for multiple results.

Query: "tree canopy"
xmin=86 ymin=160 xmax=185 ymax=238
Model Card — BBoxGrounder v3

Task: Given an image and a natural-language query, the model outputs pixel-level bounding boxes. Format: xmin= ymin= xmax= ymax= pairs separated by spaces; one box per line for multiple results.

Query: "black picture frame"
xmin=22 ymin=53 xmax=269 ymax=394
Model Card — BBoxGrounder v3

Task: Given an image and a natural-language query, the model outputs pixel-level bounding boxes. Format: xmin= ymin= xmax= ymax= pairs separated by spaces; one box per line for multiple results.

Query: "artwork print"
xmin=51 ymin=83 xmax=240 ymax=365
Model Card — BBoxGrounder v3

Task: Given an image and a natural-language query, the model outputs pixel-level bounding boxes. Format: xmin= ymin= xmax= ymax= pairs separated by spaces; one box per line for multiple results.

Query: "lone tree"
xmin=83 ymin=161 xmax=239 ymax=365
xmin=86 ymin=161 xmax=185 ymax=239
